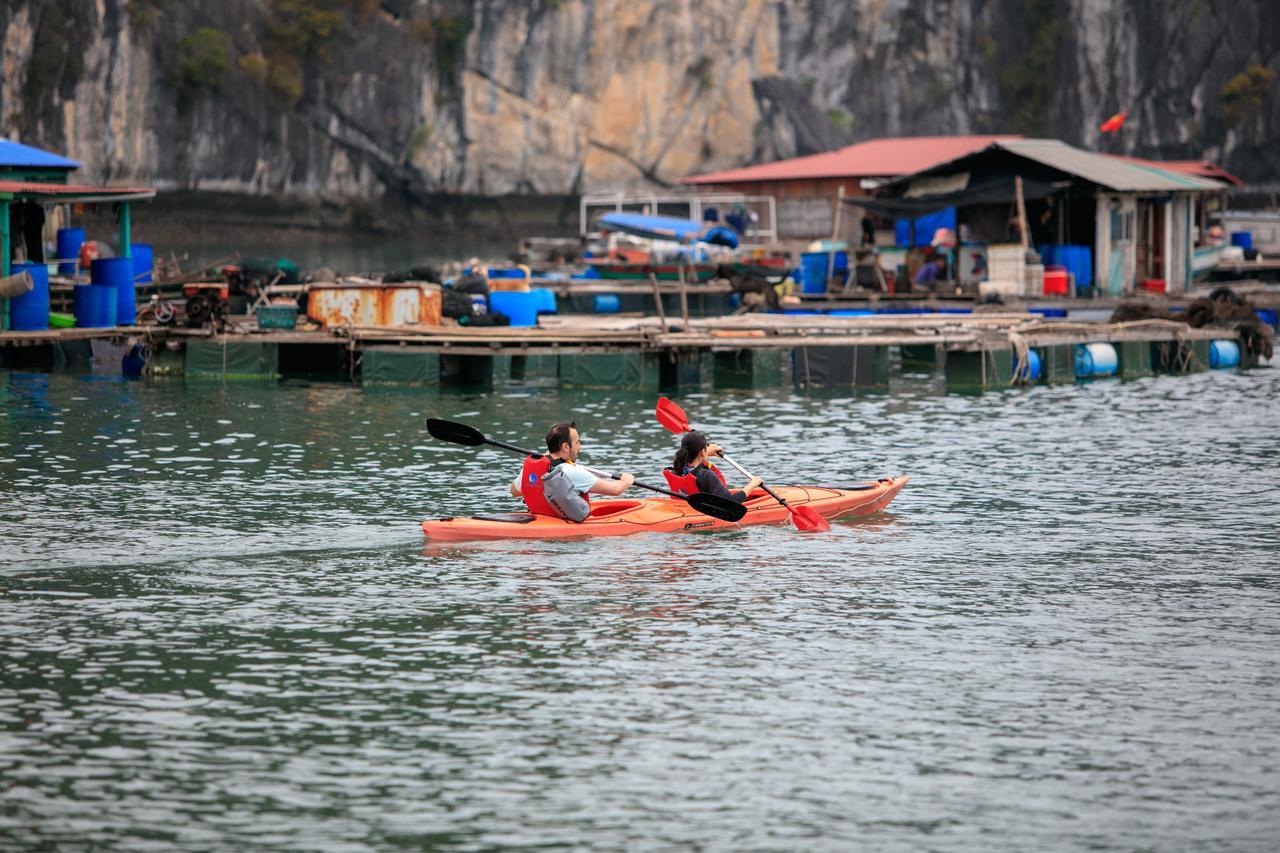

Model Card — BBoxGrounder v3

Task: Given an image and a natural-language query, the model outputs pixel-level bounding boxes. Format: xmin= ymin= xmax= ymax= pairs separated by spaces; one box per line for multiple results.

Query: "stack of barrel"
xmin=7 ymin=231 xmax=151 ymax=330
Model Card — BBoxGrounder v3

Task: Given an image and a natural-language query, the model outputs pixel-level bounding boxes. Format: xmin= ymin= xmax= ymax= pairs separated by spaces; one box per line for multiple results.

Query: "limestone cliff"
xmin=1 ymin=0 xmax=1276 ymax=217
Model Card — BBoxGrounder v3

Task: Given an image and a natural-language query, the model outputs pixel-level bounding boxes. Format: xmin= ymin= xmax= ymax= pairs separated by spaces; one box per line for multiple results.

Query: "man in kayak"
xmin=664 ymin=431 xmax=762 ymax=503
xmin=510 ymin=421 xmax=635 ymax=521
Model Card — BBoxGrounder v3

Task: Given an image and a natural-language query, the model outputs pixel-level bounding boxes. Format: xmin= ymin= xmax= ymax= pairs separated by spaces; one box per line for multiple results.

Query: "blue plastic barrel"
xmin=1255 ymin=308 xmax=1278 ymax=329
xmin=1074 ymin=342 xmax=1118 ymax=378
xmin=9 ymin=262 xmax=50 ymax=331
xmin=91 ymin=257 xmax=136 ymax=325
xmin=56 ymin=227 xmax=85 ymax=275
xmin=72 ymin=284 xmax=116 ymax=328
xmin=1015 ymin=348 xmax=1042 ymax=382
xmin=488 ymin=290 xmax=538 ymax=326
xmin=593 ymin=294 xmax=620 ymax=314
xmin=532 ymin=287 xmax=557 ymax=314
xmin=1209 ymin=340 xmax=1240 ymax=369
xmin=1039 ymin=244 xmax=1094 ymax=292
xmin=1230 ymin=232 xmax=1253 ymax=251
xmin=799 ymin=251 xmax=848 ymax=294
xmin=130 ymin=243 xmax=154 ymax=284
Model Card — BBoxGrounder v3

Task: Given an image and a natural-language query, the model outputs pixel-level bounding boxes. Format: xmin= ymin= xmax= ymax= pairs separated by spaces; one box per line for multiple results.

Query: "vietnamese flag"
xmin=1099 ymin=111 xmax=1128 ymax=133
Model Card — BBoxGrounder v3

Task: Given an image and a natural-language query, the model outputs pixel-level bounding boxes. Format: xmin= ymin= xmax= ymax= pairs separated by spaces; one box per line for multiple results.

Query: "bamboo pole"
xmin=1015 ymin=176 xmax=1029 ymax=251
xmin=825 ymin=185 xmax=846 ymax=293
xmin=648 ymin=271 xmax=668 ymax=327
xmin=677 ymin=257 xmax=690 ymax=329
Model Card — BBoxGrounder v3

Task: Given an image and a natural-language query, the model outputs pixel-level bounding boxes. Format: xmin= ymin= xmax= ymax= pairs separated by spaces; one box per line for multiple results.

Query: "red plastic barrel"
xmin=1042 ymin=267 xmax=1069 ymax=295
xmin=1139 ymin=279 xmax=1166 ymax=293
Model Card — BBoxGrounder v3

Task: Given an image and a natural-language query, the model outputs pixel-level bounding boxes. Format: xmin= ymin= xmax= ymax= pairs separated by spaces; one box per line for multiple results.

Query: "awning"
xmin=0 ymin=180 xmax=157 ymax=203
xmin=849 ymin=177 xmax=1069 ymax=218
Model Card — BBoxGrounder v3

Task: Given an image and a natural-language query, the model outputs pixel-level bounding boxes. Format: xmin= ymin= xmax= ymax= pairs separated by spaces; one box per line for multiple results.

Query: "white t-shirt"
xmin=512 ymin=460 xmax=597 ymax=495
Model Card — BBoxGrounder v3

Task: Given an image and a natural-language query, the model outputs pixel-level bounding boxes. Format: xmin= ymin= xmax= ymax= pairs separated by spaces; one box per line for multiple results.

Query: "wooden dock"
xmin=0 ymin=307 xmax=1257 ymax=392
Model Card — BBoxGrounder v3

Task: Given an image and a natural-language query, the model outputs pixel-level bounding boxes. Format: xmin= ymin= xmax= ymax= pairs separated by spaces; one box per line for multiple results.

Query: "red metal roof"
xmin=682 ymin=135 xmax=1022 ymax=185
xmin=0 ymin=180 xmax=156 ymax=200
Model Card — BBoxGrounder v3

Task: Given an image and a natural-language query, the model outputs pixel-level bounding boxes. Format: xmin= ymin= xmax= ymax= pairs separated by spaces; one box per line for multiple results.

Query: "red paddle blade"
xmin=789 ymin=504 xmax=830 ymax=532
xmin=655 ymin=396 xmax=691 ymax=434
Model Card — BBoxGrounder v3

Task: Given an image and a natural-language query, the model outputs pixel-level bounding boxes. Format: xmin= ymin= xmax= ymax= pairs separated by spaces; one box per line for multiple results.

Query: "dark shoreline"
xmin=77 ymin=190 xmax=583 ymax=248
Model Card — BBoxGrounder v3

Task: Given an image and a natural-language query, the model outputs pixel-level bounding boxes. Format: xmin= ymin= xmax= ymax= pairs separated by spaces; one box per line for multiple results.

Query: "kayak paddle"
xmin=654 ymin=397 xmax=830 ymax=532
xmin=425 ymin=418 xmax=747 ymax=523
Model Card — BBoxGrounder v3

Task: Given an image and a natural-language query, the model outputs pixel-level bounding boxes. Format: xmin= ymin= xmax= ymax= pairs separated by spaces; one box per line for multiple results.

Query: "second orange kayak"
xmin=422 ymin=477 xmax=908 ymax=542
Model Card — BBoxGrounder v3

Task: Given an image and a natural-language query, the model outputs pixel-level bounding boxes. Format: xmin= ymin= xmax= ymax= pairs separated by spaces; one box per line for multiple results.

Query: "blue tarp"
xmin=599 ymin=212 xmax=704 ymax=242
xmin=894 ymin=207 xmax=956 ymax=248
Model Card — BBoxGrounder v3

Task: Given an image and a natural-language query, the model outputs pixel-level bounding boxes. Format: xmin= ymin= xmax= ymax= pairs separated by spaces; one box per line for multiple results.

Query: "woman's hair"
xmin=673 ymin=430 xmax=708 ymax=473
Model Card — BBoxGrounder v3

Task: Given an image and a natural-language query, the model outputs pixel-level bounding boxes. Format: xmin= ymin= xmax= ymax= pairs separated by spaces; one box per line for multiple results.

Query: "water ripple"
xmin=1 ymin=367 xmax=1278 ymax=849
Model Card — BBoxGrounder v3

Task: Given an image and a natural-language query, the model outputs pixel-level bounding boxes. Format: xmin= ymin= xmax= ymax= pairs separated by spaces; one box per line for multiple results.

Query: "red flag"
xmin=1099 ymin=111 xmax=1128 ymax=133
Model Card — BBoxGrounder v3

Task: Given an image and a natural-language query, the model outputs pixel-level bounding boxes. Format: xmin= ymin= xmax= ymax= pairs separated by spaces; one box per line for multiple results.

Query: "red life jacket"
xmin=662 ymin=463 xmax=727 ymax=496
xmin=520 ymin=454 xmax=591 ymax=517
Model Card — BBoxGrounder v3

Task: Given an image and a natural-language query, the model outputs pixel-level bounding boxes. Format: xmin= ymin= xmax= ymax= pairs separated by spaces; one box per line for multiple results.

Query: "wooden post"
xmin=1 ymin=198 xmax=9 ymax=331
xmin=825 ymin=185 xmax=846 ymax=293
xmin=648 ymin=271 xmax=668 ymax=327
xmin=677 ymin=256 xmax=690 ymax=329
xmin=1015 ymin=176 xmax=1029 ymax=251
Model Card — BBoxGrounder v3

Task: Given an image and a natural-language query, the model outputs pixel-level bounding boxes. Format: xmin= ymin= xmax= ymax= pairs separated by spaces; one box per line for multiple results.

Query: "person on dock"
xmin=511 ymin=421 xmax=635 ymax=521
xmin=912 ymin=255 xmax=947 ymax=291
xmin=663 ymin=431 xmax=762 ymax=504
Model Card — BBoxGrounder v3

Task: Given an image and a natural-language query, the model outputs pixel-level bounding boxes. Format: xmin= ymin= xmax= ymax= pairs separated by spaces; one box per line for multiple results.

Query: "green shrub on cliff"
xmin=1222 ymin=64 xmax=1277 ymax=127
xmin=266 ymin=0 xmax=344 ymax=63
xmin=176 ymin=27 xmax=232 ymax=114
xmin=412 ymin=14 xmax=472 ymax=76
xmin=238 ymin=53 xmax=270 ymax=82
xmin=992 ymin=0 xmax=1064 ymax=136
xmin=126 ymin=0 xmax=167 ymax=29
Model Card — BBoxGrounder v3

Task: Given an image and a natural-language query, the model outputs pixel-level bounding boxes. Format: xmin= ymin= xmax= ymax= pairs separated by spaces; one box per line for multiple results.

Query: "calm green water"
xmin=2 ymin=367 xmax=1279 ymax=849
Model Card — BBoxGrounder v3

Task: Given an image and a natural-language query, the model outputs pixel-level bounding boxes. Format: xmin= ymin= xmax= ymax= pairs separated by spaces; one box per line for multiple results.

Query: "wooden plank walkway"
xmin=0 ymin=311 xmax=1245 ymax=355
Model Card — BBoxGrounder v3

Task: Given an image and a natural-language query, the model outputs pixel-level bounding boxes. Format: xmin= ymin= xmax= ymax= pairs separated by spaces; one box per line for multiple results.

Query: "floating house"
xmin=1 ymin=139 xmax=155 ymax=330
xmin=859 ymin=139 xmax=1234 ymax=294
xmin=682 ymin=136 xmax=1019 ymax=241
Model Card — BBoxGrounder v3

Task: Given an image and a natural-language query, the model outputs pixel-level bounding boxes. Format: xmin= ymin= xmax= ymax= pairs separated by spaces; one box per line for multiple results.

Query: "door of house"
xmin=1137 ymin=201 xmax=1166 ymax=281
xmin=1107 ymin=197 xmax=1136 ymax=295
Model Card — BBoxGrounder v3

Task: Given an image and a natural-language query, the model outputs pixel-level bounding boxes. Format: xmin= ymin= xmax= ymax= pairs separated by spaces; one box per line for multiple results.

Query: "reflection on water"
xmin=1 ymin=369 xmax=1279 ymax=848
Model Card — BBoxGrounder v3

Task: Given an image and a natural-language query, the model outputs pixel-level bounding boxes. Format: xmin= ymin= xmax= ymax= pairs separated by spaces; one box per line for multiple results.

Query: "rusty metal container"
xmin=420 ymin=285 xmax=442 ymax=325
xmin=307 ymin=283 xmax=442 ymax=328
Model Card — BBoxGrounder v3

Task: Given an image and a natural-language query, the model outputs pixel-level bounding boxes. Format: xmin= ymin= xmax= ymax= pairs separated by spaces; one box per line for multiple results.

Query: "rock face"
xmin=1 ymin=0 xmax=1276 ymax=212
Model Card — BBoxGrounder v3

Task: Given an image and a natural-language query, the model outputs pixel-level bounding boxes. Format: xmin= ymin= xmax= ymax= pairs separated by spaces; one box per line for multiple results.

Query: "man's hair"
xmin=545 ymin=421 xmax=576 ymax=454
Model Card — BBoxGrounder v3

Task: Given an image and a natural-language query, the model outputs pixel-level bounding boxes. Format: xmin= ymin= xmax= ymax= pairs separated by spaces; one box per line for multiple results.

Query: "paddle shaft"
xmin=718 ymin=452 xmax=790 ymax=508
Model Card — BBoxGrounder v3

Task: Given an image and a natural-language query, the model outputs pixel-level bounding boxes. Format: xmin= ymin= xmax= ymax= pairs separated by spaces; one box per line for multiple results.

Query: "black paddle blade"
xmin=687 ymin=492 xmax=747 ymax=523
xmin=427 ymin=418 xmax=485 ymax=447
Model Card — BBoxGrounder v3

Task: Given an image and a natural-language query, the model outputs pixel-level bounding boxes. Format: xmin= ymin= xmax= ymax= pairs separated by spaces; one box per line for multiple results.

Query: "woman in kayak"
xmin=664 ymin=430 xmax=762 ymax=503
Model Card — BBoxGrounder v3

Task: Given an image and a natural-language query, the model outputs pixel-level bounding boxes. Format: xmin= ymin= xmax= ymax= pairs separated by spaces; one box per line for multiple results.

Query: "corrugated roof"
xmin=981 ymin=140 xmax=1228 ymax=192
xmin=0 ymin=140 xmax=80 ymax=170
xmin=682 ymin=135 xmax=1021 ymax=184
xmin=1117 ymin=157 xmax=1244 ymax=187
xmin=0 ymin=180 xmax=155 ymax=202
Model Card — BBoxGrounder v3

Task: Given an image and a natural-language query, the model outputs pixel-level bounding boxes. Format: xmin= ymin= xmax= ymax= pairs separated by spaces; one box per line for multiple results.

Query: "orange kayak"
xmin=422 ymin=477 xmax=908 ymax=542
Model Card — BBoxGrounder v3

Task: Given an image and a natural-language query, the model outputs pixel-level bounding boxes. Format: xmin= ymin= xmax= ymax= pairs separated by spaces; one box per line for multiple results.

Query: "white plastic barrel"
xmin=1074 ymin=342 xmax=1118 ymax=378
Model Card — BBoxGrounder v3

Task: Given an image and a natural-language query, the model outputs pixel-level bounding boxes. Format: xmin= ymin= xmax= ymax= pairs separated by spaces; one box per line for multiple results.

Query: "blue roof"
xmin=0 ymin=139 xmax=80 ymax=169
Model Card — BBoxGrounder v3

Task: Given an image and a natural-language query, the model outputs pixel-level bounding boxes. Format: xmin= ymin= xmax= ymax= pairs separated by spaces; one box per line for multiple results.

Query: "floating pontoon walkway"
xmin=0 ymin=310 xmax=1255 ymax=391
